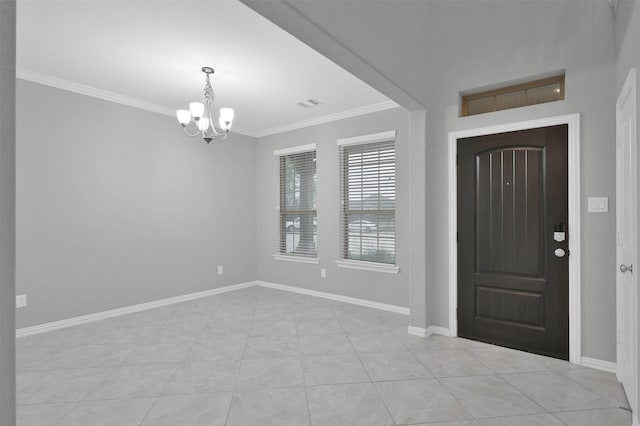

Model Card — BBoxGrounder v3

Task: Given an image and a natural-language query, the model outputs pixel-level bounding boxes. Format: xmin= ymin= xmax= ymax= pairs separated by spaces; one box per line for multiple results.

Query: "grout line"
xmin=348 ymin=335 xmax=399 ymax=426
xmin=432 ymin=373 xmax=478 ymax=422
xmin=297 ymin=317 xmax=314 ymax=426
xmin=554 ymin=369 xmax=629 ymax=408
xmin=50 ymin=401 xmax=79 ymax=426
xmin=136 ymin=396 xmax=159 ymax=425
xmin=223 ymin=294 xmax=258 ymax=426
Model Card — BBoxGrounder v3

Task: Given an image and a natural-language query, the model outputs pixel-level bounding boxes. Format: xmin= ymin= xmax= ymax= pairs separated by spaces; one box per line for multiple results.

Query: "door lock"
xmin=554 ymin=223 xmax=566 ymax=242
xmin=554 ymin=248 xmax=566 ymax=258
xmin=620 ymin=264 xmax=633 ymax=274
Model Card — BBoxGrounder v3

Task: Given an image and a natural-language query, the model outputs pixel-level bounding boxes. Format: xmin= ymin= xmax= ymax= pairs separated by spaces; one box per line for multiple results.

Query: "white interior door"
xmin=616 ymin=67 xmax=638 ymax=419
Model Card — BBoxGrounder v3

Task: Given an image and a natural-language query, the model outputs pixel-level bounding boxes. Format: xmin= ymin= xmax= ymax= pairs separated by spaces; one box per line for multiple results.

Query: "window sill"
xmin=335 ymin=260 xmax=400 ymax=274
xmin=273 ymin=254 xmax=319 ymax=264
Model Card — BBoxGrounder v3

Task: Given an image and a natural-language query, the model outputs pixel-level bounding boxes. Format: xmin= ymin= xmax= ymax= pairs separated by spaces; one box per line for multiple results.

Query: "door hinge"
xmin=456 ymin=232 xmax=459 ymax=243
xmin=456 ymin=154 xmax=459 ymax=166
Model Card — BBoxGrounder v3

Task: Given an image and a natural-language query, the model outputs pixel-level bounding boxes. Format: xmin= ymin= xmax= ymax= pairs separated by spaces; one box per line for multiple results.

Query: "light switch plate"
xmin=217 ymin=266 xmax=223 ymax=275
xmin=588 ymin=197 xmax=609 ymax=213
xmin=16 ymin=294 xmax=27 ymax=309
xmin=320 ymin=268 xmax=326 ymax=278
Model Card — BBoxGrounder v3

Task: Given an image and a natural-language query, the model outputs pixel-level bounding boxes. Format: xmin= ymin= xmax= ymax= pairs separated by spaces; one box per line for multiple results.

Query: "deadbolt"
xmin=554 ymin=248 xmax=566 ymax=258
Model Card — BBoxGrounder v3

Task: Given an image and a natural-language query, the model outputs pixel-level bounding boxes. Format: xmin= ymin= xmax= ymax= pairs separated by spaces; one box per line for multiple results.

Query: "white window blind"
xmin=277 ymin=149 xmax=317 ymax=257
xmin=340 ymin=139 xmax=396 ymax=264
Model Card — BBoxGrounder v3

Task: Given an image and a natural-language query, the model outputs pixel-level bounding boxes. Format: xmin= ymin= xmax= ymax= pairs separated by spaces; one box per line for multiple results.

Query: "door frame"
xmin=447 ymin=113 xmax=581 ymax=365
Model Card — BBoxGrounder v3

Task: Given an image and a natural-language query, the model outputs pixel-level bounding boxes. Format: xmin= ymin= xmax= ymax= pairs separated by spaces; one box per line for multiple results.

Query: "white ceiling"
xmin=16 ymin=0 xmax=395 ymax=137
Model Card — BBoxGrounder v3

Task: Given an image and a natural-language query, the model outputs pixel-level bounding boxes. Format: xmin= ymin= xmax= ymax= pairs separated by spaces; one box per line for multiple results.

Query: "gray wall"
xmin=255 ymin=107 xmax=412 ymax=308
xmin=16 ymin=80 xmax=257 ymax=328
xmin=243 ymin=0 xmax=619 ymax=361
xmin=616 ymin=0 xmax=640 ymax=91
xmin=0 ymin=0 xmax=16 ymax=424
xmin=424 ymin=2 xmax=617 ymax=363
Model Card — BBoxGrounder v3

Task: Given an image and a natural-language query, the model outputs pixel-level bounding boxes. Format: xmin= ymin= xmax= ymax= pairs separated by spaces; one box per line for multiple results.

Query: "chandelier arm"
xmin=212 ymin=131 xmax=229 ymax=141
xmin=209 ymin=125 xmax=229 ymax=138
xmin=182 ymin=125 xmax=201 ymax=138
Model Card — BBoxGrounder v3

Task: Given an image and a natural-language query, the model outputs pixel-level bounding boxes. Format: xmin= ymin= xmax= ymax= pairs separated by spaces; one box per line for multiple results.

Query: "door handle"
xmin=554 ymin=248 xmax=566 ymax=258
xmin=620 ymin=264 xmax=633 ymax=273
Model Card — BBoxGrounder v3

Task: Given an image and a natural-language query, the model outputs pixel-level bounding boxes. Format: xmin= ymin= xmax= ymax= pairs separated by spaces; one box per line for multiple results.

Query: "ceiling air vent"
xmin=296 ymin=98 xmax=321 ymax=108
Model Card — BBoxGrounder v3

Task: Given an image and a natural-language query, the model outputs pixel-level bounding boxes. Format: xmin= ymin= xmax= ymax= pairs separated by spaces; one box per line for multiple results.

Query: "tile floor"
xmin=15 ymin=286 xmax=632 ymax=425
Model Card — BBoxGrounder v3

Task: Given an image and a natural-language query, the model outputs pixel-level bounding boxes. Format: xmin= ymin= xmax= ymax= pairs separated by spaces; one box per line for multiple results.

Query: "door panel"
xmin=616 ymin=68 xmax=637 ymax=417
xmin=475 ymin=147 xmax=544 ymax=276
xmin=458 ymin=125 xmax=569 ymax=360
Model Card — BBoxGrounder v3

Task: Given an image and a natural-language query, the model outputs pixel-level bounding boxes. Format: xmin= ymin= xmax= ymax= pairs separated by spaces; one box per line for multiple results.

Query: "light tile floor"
xmin=16 ymin=286 xmax=632 ymax=425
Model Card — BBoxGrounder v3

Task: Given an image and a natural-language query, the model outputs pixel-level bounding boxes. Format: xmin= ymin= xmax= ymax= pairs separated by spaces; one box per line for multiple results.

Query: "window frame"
xmin=273 ymin=144 xmax=318 ymax=262
xmin=336 ymin=131 xmax=399 ymax=274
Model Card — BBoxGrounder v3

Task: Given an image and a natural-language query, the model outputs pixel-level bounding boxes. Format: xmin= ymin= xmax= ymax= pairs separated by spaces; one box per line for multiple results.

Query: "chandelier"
xmin=176 ymin=67 xmax=234 ymax=143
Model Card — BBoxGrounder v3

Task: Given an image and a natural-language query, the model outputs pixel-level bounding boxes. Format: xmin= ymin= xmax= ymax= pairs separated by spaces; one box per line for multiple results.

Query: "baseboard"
xmin=16 ymin=281 xmax=257 ymax=338
xmin=17 ymin=279 xmax=411 ymax=338
xmin=256 ymin=280 xmax=410 ymax=315
xmin=426 ymin=325 xmax=451 ymax=336
xmin=407 ymin=325 xmax=452 ymax=338
xmin=407 ymin=326 xmax=428 ymax=337
xmin=580 ymin=356 xmax=617 ymax=373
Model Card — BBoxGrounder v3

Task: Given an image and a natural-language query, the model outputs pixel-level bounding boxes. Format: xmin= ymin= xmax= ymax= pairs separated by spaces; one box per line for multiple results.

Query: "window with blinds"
xmin=340 ymin=138 xmax=396 ymax=265
xmin=277 ymin=149 xmax=317 ymax=258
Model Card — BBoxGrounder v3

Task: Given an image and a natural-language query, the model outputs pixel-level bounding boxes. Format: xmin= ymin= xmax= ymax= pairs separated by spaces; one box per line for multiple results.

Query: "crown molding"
xmin=17 ymin=68 xmax=257 ymax=138
xmin=254 ymin=100 xmax=400 ymax=138
xmin=17 ymin=68 xmax=177 ymax=117
xmin=16 ymin=68 xmax=395 ymax=139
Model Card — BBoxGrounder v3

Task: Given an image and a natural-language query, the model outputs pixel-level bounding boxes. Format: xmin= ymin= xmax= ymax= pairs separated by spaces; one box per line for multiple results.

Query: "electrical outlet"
xmin=218 ymin=266 xmax=223 ymax=275
xmin=16 ymin=294 xmax=27 ymax=309
xmin=320 ymin=268 xmax=326 ymax=278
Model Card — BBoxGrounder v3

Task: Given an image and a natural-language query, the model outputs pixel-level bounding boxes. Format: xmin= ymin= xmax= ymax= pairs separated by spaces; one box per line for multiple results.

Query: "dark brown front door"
xmin=457 ymin=125 xmax=569 ymax=360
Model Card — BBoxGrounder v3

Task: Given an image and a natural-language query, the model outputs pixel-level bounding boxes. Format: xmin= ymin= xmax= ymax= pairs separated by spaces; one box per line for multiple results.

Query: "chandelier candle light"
xmin=176 ymin=66 xmax=235 ymax=143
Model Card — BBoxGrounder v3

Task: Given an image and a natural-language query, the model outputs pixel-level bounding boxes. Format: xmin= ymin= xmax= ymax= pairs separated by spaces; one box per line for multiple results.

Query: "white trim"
xmin=408 ymin=326 xmax=428 ymax=337
xmin=407 ymin=325 xmax=451 ymax=337
xmin=272 ymin=254 xmax=319 ymax=264
xmin=447 ymin=113 xmax=582 ymax=365
xmin=273 ymin=143 xmax=317 ymax=156
xmin=16 ymin=281 xmax=256 ymax=338
xmin=256 ymin=101 xmax=399 ymax=138
xmin=256 ymin=280 xmax=409 ymax=315
xmin=17 ymin=68 xmax=176 ymax=118
xmin=17 ymin=68 xmax=255 ymax=137
xmin=427 ymin=325 xmax=451 ymax=337
xmin=17 ymin=279 xmax=410 ymax=338
xmin=16 ymin=68 xmax=398 ymax=140
xmin=581 ymin=357 xmax=618 ymax=374
xmin=335 ymin=260 xmax=399 ymax=274
xmin=336 ymin=130 xmax=397 ymax=147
